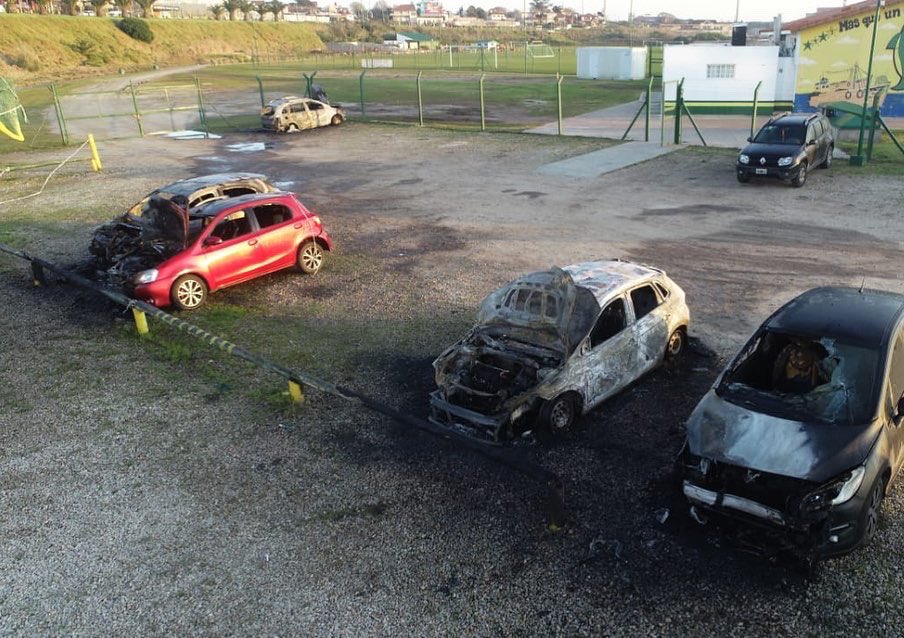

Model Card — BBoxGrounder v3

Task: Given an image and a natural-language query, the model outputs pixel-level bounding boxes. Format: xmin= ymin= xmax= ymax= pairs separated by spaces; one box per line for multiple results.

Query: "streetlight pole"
xmin=851 ymin=0 xmax=883 ymax=166
xmin=735 ymin=0 xmax=740 ymax=22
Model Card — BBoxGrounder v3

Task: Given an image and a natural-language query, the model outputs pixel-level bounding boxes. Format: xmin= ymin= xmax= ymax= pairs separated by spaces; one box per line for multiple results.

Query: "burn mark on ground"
xmin=640 ymin=204 xmax=743 ymax=216
xmin=392 ymin=178 xmax=424 ymax=187
xmin=512 ymin=191 xmax=546 ymax=200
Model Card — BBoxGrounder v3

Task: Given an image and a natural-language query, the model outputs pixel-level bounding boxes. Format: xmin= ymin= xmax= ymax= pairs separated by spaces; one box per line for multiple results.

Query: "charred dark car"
xmin=680 ymin=287 xmax=904 ymax=561
xmin=89 ymin=173 xmax=277 ymax=286
xmin=430 ymin=260 xmax=690 ymax=443
xmin=736 ymin=112 xmax=834 ymax=187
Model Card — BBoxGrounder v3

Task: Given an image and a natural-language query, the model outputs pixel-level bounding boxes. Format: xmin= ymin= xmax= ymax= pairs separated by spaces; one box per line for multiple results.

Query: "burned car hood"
xmin=475 ymin=267 xmax=600 ymax=354
xmin=686 ymin=390 xmax=881 ymax=483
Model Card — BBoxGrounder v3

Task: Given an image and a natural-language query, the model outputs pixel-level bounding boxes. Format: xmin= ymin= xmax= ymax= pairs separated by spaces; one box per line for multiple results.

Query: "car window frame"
xmin=628 ymin=283 xmax=663 ymax=322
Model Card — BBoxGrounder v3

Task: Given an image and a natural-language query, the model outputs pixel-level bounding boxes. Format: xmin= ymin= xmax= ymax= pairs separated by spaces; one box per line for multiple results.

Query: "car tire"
xmin=737 ymin=172 xmax=750 ymax=183
xmin=665 ymin=328 xmax=686 ymax=360
xmin=539 ymin=393 xmax=577 ymax=438
xmin=791 ymin=161 xmax=808 ymax=188
xmin=331 ymin=114 xmax=344 ymax=126
xmin=297 ymin=240 xmax=324 ymax=274
xmin=821 ymin=146 xmax=833 ymax=169
xmin=859 ymin=475 xmax=885 ymax=547
xmin=171 ymin=274 xmax=208 ymax=311
xmin=286 ymin=123 xmax=299 ymax=133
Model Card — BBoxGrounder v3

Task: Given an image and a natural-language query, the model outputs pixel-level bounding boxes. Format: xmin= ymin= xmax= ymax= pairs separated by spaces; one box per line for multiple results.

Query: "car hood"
xmin=141 ymin=196 xmax=190 ymax=247
xmin=686 ymin=390 xmax=881 ymax=482
xmin=741 ymin=142 xmax=803 ymax=158
xmin=475 ymin=267 xmax=600 ymax=354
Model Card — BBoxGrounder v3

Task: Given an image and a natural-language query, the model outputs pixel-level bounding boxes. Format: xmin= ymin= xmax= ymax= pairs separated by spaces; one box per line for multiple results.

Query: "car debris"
xmin=429 ymin=260 xmax=690 ymax=443
xmin=680 ymin=287 xmax=904 ymax=563
xmin=89 ymin=173 xmax=278 ymax=287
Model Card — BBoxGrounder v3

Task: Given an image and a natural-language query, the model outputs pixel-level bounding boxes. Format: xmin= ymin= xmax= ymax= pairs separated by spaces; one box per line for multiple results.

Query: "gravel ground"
xmin=2 ymin=124 xmax=904 ymax=636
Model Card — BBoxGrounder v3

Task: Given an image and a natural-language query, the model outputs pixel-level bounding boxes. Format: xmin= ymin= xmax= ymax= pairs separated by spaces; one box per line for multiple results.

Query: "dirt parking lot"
xmin=2 ymin=124 xmax=904 ymax=636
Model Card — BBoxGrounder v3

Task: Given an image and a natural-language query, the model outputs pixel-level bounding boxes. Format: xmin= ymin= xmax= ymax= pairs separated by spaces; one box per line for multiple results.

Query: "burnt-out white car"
xmin=430 ymin=260 xmax=690 ymax=443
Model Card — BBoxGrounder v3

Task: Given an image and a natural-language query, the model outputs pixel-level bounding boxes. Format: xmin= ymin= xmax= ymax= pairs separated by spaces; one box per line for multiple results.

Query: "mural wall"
xmin=794 ymin=4 xmax=904 ymax=120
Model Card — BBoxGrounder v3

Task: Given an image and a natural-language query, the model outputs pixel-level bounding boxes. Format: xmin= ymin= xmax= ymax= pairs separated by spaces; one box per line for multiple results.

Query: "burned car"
xmin=680 ymin=287 xmax=904 ymax=561
xmin=430 ymin=260 xmax=690 ymax=443
xmin=90 ymin=173 xmax=278 ymax=283
xmin=116 ymin=192 xmax=333 ymax=310
xmin=260 ymin=96 xmax=345 ymax=133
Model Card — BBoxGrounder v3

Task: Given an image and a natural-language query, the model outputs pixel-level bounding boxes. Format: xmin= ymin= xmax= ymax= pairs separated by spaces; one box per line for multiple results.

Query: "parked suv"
xmin=737 ymin=112 xmax=835 ymax=187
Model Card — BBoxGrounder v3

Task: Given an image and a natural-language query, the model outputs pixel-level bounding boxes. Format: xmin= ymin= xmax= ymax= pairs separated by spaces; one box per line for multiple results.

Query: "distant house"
xmin=475 ymin=40 xmax=499 ymax=49
xmin=391 ymin=3 xmax=417 ymax=23
xmin=488 ymin=7 xmax=507 ymax=21
xmin=383 ymin=31 xmax=438 ymax=50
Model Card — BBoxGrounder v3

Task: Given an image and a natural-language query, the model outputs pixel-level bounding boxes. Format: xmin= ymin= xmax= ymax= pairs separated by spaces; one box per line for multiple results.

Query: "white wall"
xmin=577 ymin=47 xmax=647 ymax=80
xmin=662 ymin=45 xmax=780 ymax=102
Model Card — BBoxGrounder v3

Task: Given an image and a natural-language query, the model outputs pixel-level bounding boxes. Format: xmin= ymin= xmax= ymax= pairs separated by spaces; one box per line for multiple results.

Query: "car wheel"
xmin=859 ymin=475 xmax=885 ymax=547
xmin=331 ymin=114 xmax=344 ymax=126
xmin=791 ymin=161 xmax=808 ymax=188
xmin=297 ymin=240 xmax=324 ymax=274
xmin=171 ymin=274 xmax=208 ymax=311
xmin=665 ymin=328 xmax=686 ymax=360
xmin=539 ymin=393 xmax=577 ymax=437
xmin=286 ymin=123 xmax=299 ymax=133
xmin=737 ymin=172 xmax=750 ymax=183
xmin=821 ymin=146 xmax=833 ymax=169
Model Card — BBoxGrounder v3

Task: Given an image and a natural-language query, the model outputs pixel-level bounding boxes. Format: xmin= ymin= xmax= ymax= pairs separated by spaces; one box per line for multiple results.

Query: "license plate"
xmin=755 ymin=168 xmax=768 ymax=175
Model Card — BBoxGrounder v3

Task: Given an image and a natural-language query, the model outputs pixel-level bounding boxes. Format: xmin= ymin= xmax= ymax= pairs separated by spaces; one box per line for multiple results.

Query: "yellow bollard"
xmin=288 ymin=381 xmax=305 ymax=405
xmin=87 ymin=134 xmax=103 ymax=172
xmin=131 ymin=307 xmax=149 ymax=335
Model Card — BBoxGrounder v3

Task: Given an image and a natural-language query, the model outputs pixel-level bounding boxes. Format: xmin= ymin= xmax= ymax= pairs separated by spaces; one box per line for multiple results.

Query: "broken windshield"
xmin=717 ymin=331 xmax=881 ymax=425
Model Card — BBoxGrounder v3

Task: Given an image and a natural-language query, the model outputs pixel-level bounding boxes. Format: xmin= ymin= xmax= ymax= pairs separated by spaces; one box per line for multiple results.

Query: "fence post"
xmin=645 ymin=76 xmax=653 ymax=142
xmin=416 ymin=71 xmax=424 ymax=127
xmin=303 ymin=72 xmax=317 ymax=97
xmin=129 ymin=80 xmax=144 ymax=137
xmin=556 ymin=74 xmax=564 ymax=136
xmin=359 ymin=70 xmax=367 ymax=118
xmin=49 ymin=82 xmax=69 ymax=146
xmin=479 ymin=73 xmax=486 ymax=132
xmin=750 ymin=80 xmax=762 ymax=139
xmin=256 ymin=75 xmax=265 ymax=108
xmin=194 ymin=77 xmax=209 ymax=138
xmin=674 ymin=78 xmax=684 ymax=145
xmin=87 ymin=134 xmax=103 ymax=171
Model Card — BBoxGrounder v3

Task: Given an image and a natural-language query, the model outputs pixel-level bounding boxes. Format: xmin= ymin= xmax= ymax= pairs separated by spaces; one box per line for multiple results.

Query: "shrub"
xmin=116 ymin=17 xmax=154 ymax=43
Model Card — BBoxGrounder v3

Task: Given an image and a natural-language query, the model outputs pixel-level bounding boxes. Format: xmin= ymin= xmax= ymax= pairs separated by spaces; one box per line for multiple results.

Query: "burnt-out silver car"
xmin=680 ymin=287 xmax=904 ymax=562
xmin=430 ymin=260 xmax=690 ymax=443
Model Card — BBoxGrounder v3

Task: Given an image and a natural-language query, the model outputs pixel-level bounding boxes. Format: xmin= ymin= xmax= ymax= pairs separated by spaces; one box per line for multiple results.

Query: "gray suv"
xmin=737 ymin=112 xmax=835 ymax=187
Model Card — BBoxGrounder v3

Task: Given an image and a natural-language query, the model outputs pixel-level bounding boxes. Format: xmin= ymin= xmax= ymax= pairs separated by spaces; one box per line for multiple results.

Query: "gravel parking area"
xmin=2 ymin=124 xmax=904 ymax=636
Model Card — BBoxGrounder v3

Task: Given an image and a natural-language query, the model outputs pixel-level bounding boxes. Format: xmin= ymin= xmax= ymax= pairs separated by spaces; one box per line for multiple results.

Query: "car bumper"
xmin=129 ymin=276 xmax=178 ymax=308
xmin=428 ymin=390 xmax=511 ymax=444
xmin=682 ymin=479 xmax=865 ymax=557
xmin=737 ymin=164 xmax=802 ymax=181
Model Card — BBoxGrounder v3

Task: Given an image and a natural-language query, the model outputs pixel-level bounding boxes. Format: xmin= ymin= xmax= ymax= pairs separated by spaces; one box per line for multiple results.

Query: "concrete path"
xmin=536 ymin=141 xmax=678 ymax=178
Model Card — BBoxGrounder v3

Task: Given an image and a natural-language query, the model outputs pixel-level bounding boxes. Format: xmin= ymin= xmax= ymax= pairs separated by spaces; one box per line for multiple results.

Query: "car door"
xmin=296 ymin=101 xmax=315 ymax=130
xmin=249 ymin=202 xmax=298 ymax=273
xmin=628 ymin=283 xmax=670 ymax=374
xmin=306 ymin=100 xmax=327 ymax=127
xmin=885 ymin=329 xmax=904 ymax=481
xmin=200 ymin=209 xmax=263 ymax=288
xmin=570 ymin=296 xmax=637 ymax=409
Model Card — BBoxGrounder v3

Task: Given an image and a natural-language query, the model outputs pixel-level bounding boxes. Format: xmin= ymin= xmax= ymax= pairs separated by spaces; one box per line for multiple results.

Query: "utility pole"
xmin=735 ymin=0 xmax=740 ymax=22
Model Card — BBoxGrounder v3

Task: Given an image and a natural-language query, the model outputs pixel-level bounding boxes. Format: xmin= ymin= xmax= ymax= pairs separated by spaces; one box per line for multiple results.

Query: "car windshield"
xmin=261 ymin=106 xmax=275 ymax=116
xmin=753 ymin=123 xmax=805 ymax=145
xmin=716 ymin=330 xmax=881 ymax=425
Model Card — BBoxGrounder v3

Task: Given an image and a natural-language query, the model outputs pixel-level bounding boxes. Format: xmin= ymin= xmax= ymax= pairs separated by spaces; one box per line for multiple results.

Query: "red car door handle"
xmin=294 ymin=223 xmax=303 ymax=229
xmin=248 ymin=239 xmax=258 ymax=246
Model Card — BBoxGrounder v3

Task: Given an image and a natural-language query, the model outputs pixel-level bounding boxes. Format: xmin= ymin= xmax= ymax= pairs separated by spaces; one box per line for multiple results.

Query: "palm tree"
xmin=208 ymin=3 xmax=226 ymax=19
xmin=238 ymin=0 xmax=255 ymax=21
xmin=221 ymin=0 xmax=241 ymax=21
xmin=132 ymin=0 xmax=155 ymax=17
xmin=34 ymin=0 xmax=55 ymax=14
xmin=113 ymin=0 xmax=133 ymax=17
xmin=91 ymin=0 xmax=109 ymax=16
xmin=266 ymin=0 xmax=285 ymax=21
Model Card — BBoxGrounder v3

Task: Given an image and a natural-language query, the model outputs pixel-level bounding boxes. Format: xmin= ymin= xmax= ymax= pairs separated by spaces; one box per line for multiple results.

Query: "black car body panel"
xmin=681 ymin=287 xmax=904 ymax=559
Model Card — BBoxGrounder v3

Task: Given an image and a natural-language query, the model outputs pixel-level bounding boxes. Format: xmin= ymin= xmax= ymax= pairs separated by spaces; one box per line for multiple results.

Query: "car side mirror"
xmin=807 ymin=139 xmax=817 ymax=146
xmin=746 ymin=136 xmax=752 ymax=142
xmin=203 ymin=236 xmax=223 ymax=247
xmin=579 ymin=339 xmax=591 ymax=356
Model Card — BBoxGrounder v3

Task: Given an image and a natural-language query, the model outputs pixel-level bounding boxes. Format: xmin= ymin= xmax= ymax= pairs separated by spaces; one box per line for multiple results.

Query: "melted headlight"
xmin=133 ymin=269 xmax=159 ymax=285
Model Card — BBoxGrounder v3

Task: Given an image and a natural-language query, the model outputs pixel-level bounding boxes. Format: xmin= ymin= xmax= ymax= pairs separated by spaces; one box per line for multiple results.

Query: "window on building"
xmin=706 ymin=64 xmax=736 ymax=79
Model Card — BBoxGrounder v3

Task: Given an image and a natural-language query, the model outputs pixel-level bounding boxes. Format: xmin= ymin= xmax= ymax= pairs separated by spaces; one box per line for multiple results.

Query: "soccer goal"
xmin=526 ymin=41 xmax=555 ymax=59
xmin=0 ymin=77 xmax=26 ymax=142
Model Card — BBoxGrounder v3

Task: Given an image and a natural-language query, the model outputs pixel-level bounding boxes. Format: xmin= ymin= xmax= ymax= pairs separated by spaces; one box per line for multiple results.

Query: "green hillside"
xmin=0 ymin=14 xmax=324 ymax=85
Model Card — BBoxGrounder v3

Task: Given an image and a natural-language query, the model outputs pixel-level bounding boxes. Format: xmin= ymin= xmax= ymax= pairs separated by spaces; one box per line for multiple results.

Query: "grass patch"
xmin=837 ymin=132 xmax=904 ymax=176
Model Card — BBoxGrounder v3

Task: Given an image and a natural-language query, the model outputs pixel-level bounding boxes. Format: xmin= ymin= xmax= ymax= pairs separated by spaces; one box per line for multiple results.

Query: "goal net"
xmin=0 ymin=77 xmax=26 ymax=142
xmin=526 ymin=41 xmax=555 ymax=59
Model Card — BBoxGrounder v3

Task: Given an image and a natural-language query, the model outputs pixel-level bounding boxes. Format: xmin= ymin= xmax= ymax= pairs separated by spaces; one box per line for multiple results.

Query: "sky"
xmin=472 ymin=1 xmax=850 ymax=23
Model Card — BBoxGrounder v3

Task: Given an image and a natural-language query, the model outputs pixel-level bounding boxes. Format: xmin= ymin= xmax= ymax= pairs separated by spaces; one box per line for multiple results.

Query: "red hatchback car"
xmin=128 ymin=192 xmax=333 ymax=310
